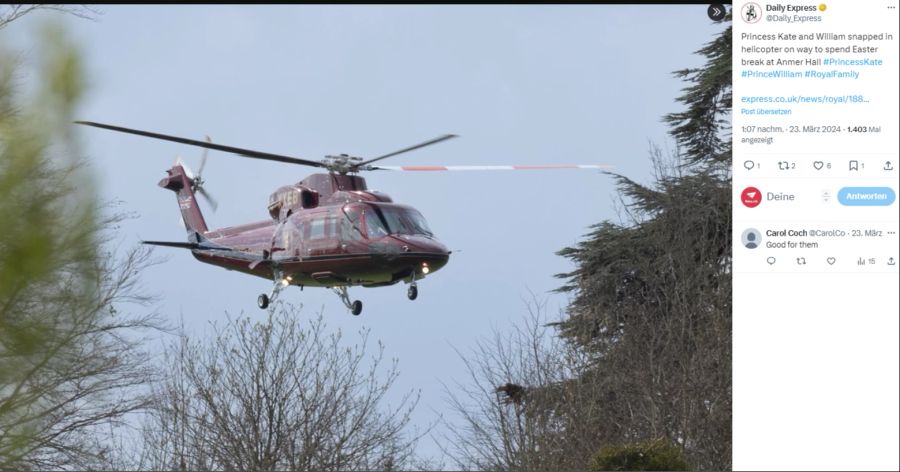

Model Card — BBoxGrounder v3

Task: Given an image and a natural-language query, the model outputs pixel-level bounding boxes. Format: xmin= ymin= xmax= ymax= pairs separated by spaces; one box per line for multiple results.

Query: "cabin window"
xmin=293 ymin=219 xmax=306 ymax=241
xmin=309 ymin=216 xmax=327 ymax=240
xmin=340 ymin=207 xmax=364 ymax=241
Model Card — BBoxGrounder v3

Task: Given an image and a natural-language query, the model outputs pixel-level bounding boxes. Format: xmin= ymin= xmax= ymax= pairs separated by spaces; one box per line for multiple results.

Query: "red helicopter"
xmin=76 ymin=121 xmax=609 ymax=315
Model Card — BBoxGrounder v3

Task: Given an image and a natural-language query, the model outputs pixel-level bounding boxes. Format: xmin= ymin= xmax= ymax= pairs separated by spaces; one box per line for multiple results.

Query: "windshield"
xmin=371 ymin=206 xmax=433 ymax=237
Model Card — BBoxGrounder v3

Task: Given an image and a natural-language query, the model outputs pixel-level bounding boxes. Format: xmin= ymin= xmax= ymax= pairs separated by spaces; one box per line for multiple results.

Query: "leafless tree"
xmin=0 ymin=4 xmax=99 ymax=30
xmin=441 ymin=297 xmax=611 ymax=471
xmin=0 ymin=213 xmax=165 ymax=470
xmin=135 ymin=306 xmax=422 ymax=471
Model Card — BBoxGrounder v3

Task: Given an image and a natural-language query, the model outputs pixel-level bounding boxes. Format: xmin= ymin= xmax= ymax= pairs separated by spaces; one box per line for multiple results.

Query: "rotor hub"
xmin=323 ymin=154 xmax=365 ymax=174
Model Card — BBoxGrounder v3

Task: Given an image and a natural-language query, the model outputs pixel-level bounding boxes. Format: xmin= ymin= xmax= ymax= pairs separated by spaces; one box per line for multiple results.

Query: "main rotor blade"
xmin=75 ymin=121 xmax=327 ymax=169
xmin=373 ymin=164 xmax=614 ymax=171
xmin=356 ymin=134 xmax=458 ymax=168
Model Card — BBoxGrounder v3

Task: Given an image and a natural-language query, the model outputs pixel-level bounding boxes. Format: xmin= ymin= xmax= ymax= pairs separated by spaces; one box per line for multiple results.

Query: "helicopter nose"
xmin=417 ymin=239 xmax=450 ymax=274
xmin=393 ymin=235 xmax=449 ymax=255
xmin=391 ymin=235 xmax=450 ymax=272
xmin=419 ymin=237 xmax=449 ymax=256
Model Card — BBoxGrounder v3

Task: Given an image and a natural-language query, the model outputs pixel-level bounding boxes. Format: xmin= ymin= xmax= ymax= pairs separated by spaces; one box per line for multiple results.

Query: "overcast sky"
xmin=7 ymin=5 xmax=726 ymax=462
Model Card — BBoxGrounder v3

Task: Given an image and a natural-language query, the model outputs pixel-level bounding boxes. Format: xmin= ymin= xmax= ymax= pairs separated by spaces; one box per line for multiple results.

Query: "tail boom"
xmin=159 ymin=164 xmax=209 ymax=234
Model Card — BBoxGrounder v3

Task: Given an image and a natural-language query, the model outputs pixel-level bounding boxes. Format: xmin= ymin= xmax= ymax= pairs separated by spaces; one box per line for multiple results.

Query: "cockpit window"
xmin=364 ymin=209 xmax=389 ymax=239
xmin=373 ymin=207 xmax=433 ymax=237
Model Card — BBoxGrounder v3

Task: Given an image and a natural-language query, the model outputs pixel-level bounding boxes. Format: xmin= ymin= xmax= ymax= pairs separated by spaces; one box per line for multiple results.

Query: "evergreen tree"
xmin=552 ymin=18 xmax=733 ymax=470
xmin=421 ymin=15 xmax=734 ymax=471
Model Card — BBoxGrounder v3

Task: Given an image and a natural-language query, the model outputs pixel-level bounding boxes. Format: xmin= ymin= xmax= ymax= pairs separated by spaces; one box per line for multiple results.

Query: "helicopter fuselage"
xmin=194 ymin=201 xmax=450 ymax=289
xmin=180 ymin=172 xmax=449 ymax=289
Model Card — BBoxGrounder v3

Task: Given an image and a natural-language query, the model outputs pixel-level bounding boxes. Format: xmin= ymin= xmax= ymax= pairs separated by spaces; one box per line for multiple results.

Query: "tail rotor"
xmin=176 ymin=135 xmax=219 ymax=211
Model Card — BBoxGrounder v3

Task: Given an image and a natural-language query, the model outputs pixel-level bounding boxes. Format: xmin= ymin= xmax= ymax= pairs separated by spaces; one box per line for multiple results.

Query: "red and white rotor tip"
xmin=376 ymin=164 xmax=613 ymax=172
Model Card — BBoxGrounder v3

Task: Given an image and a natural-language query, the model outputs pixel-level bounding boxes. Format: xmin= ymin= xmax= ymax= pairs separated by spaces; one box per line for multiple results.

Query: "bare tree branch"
xmin=0 ymin=4 xmax=100 ymax=30
xmin=133 ymin=306 xmax=424 ymax=471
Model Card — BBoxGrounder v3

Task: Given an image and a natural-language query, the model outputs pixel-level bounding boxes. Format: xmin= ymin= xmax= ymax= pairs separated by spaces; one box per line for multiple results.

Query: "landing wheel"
xmin=351 ymin=300 xmax=363 ymax=316
xmin=257 ymin=294 xmax=269 ymax=309
xmin=407 ymin=285 xmax=418 ymax=301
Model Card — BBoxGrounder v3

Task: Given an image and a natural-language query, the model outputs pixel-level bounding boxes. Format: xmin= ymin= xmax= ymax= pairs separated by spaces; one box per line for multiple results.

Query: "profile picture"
xmin=742 ymin=3 xmax=762 ymax=23
xmin=741 ymin=228 xmax=762 ymax=249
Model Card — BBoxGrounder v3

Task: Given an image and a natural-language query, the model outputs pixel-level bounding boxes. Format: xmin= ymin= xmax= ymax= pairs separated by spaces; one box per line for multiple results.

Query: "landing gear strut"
xmin=258 ymin=269 xmax=290 ymax=310
xmin=333 ymin=286 xmax=363 ymax=316
xmin=407 ymin=272 xmax=418 ymax=301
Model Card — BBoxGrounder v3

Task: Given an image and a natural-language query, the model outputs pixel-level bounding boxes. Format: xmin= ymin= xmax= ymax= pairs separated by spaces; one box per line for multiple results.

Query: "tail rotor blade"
xmin=197 ymin=135 xmax=211 ymax=177
xmin=197 ymin=186 xmax=219 ymax=212
xmin=175 ymin=155 xmax=216 ymax=211
xmin=190 ymin=136 xmax=218 ymax=211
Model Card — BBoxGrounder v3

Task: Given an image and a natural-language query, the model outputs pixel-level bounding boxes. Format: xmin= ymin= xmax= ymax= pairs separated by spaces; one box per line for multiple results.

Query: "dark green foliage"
xmin=447 ymin=18 xmax=734 ymax=469
xmin=589 ymin=440 xmax=688 ymax=471
xmin=663 ymin=20 xmax=732 ymax=168
xmin=554 ymin=169 xmax=731 ymax=352
xmin=550 ymin=16 xmax=733 ymax=471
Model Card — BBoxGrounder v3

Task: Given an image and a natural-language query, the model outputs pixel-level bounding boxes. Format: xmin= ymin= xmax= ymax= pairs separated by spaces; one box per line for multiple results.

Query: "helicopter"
xmin=76 ymin=121 xmax=610 ymax=315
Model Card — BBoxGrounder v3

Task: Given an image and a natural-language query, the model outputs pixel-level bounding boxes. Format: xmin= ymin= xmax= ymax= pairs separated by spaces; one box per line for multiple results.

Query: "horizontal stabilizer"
xmin=142 ymin=240 xmax=199 ymax=249
xmin=142 ymin=240 xmax=229 ymax=250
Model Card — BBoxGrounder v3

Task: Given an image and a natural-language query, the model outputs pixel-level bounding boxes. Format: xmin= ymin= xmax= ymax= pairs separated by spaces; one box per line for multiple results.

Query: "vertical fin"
xmin=158 ymin=164 xmax=209 ymax=234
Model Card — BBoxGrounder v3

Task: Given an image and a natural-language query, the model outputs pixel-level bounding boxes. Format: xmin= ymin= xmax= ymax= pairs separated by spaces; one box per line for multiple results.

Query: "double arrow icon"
xmin=708 ymin=4 xmax=726 ymax=21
